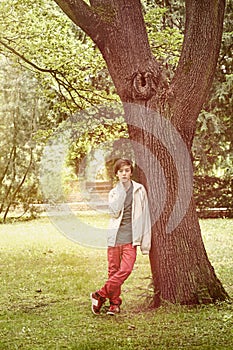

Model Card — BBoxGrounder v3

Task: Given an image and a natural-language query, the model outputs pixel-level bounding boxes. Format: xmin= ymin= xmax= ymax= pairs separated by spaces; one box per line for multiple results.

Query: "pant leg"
xmin=107 ymin=246 xmax=121 ymax=279
xmin=97 ymin=246 xmax=121 ymax=300
xmin=97 ymin=244 xmax=137 ymax=305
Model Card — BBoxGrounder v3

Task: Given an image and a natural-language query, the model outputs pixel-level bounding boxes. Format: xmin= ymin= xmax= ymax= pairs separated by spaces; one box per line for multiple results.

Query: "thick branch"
xmin=170 ymin=0 xmax=226 ymax=136
xmin=53 ymin=0 xmax=106 ymax=45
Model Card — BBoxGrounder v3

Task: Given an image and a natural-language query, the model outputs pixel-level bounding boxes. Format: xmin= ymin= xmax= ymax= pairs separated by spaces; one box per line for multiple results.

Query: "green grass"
xmin=0 ymin=217 xmax=232 ymax=349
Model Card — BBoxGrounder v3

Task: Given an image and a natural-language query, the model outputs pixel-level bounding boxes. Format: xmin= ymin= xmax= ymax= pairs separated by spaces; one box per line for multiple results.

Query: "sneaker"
xmin=106 ymin=304 xmax=120 ymax=316
xmin=90 ymin=292 xmax=106 ymax=315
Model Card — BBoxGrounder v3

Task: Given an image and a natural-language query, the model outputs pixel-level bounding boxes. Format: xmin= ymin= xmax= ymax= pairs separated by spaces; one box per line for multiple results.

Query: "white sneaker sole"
xmin=106 ymin=308 xmax=120 ymax=316
xmin=90 ymin=293 xmax=100 ymax=315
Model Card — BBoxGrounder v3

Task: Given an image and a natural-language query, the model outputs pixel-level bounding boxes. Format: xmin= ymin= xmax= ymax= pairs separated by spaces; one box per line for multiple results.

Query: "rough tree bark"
xmin=54 ymin=0 xmax=228 ymax=305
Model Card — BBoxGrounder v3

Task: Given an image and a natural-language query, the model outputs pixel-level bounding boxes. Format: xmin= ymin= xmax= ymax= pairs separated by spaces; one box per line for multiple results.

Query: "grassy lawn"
xmin=0 ymin=216 xmax=232 ymax=349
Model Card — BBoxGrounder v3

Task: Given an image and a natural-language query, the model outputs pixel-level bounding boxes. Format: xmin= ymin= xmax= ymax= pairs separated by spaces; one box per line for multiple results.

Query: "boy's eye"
xmin=119 ymin=168 xmax=130 ymax=173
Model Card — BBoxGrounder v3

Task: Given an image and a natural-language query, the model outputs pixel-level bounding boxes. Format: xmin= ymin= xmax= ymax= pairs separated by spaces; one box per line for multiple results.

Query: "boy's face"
xmin=116 ymin=164 xmax=132 ymax=183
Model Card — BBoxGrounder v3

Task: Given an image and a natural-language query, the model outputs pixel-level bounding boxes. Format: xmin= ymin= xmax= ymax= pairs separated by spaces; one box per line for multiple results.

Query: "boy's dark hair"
xmin=113 ymin=158 xmax=134 ymax=175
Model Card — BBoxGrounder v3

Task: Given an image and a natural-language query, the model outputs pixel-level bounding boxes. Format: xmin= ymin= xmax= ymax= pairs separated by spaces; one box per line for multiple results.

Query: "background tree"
xmin=53 ymin=0 xmax=228 ymax=306
xmin=0 ymin=60 xmax=45 ymax=221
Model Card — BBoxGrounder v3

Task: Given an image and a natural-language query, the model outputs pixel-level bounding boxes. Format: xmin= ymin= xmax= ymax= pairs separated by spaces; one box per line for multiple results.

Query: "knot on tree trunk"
xmin=132 ymin=72 xmax=155 ymax=100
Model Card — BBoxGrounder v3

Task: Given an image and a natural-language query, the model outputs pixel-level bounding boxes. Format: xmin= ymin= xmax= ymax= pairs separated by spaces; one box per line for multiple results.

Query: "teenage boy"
xmin=90 ymin=158 xmax=151 ymax=315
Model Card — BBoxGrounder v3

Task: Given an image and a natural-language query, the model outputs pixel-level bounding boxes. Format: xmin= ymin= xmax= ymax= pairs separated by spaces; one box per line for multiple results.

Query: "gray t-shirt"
xmin=115 ymin=182 xmax=133 ymax=245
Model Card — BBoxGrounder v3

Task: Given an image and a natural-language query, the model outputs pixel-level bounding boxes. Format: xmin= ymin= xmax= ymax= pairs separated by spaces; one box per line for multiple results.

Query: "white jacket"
xmin=107 ymin=180 xmax=151 ymax=254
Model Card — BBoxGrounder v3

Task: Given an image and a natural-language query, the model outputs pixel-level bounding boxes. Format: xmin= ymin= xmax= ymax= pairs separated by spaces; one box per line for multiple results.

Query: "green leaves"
xmin=143 ymin=3 xmax=183 ymax=68
xmin=0 ymin=0 xmax=116 ymax=113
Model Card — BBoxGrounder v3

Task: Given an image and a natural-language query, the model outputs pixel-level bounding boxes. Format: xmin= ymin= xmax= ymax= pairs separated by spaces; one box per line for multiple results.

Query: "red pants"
xmin=97 ymin=243 xmax=137 ymax=305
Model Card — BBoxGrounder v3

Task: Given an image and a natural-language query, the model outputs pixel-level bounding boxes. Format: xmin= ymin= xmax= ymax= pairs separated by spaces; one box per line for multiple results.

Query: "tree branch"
xmin=0 ymin=38 xmax=114 ymax=108
xmin=0 ymin=39 xmax=56 ymax=74
xmin=53 ymin=0 xmax=106 ymax=45
xmin=170 ymin=0 xmax=226 ymax=139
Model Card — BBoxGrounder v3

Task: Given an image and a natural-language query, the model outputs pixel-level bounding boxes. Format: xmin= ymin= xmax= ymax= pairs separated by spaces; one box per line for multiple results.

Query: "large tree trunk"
xmin=54 ymin=0 xmax=228 ymax=305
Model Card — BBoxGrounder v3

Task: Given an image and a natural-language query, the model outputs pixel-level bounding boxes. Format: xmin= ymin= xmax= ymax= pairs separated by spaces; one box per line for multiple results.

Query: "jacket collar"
xmin=131 ymin=180 xmax=143 ymax=192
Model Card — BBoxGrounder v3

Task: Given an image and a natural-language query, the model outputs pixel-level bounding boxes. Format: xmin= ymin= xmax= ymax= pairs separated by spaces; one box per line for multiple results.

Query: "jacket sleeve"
xmin=108 ymin=182 xmax=126 ymax=218
xmin=140 ymin=187 xmax=152 ymax=255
